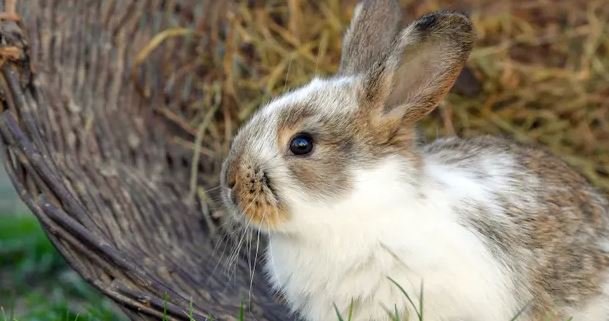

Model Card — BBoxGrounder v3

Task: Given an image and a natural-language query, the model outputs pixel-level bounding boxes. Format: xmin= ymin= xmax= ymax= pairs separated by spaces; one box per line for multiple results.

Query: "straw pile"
xmin=149 ymin=0 xmax=609 ymax=197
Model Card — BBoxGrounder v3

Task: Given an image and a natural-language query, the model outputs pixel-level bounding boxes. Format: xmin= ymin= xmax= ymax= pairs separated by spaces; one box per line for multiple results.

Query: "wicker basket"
xmin=0 ymin=1 xmax=291 ymax=320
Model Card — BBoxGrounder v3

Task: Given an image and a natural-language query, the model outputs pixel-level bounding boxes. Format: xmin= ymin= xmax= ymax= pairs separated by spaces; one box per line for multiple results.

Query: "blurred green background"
xmin=0 ymin=168 xmax=126 ymax=321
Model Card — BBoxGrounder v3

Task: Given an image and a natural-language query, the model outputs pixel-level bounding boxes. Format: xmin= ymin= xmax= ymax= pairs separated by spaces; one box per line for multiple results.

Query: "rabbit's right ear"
xmin=339 ymin=0 xmax=402 ymax=75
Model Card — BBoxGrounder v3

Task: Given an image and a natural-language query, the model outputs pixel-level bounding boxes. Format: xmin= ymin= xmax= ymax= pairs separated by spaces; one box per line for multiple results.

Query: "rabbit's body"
xmin=221 ymin=1 xmax=609 ymax=320
xmin=267 ymin=137 xmax=523 ymax=321
xmin=266 ymin=135 xmax=609 ymax=321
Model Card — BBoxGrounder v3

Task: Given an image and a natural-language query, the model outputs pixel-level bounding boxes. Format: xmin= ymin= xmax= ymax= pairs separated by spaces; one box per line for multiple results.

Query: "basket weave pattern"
xmin=0 ymin=1 xmax=290 ymax=320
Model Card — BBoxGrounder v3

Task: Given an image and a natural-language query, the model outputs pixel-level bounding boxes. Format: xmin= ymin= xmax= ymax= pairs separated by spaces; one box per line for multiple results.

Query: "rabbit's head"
xmin=221 ymin=0 xmax=474 ymax=234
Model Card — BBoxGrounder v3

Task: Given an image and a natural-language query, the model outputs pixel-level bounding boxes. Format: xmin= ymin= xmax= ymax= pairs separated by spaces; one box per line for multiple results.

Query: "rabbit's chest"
xmin=265 ymin=214 xmax=520 ymax=321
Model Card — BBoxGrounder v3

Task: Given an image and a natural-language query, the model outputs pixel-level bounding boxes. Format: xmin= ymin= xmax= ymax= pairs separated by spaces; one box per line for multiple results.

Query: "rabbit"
xmin=220 ymin=0 xmax=609 ymax=320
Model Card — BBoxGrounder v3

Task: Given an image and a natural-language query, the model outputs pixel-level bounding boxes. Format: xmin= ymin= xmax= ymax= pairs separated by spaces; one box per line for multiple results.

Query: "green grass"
xmin=0 ymin=214 xmax=127 ymax=321
xmin=330 ymin=277 xmax=574 ymax=321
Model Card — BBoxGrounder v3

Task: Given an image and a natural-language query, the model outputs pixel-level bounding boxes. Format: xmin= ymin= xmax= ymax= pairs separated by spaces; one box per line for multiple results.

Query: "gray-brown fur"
xmin=354 ymin=10 xmax=474 ymax=149
xmin=278 ymin=108 xmax=357 ymax=201
xmin=427 ymin=136 xmax=609 ymax=318
xmin=339 ymin=0 xmax=402 ymax=76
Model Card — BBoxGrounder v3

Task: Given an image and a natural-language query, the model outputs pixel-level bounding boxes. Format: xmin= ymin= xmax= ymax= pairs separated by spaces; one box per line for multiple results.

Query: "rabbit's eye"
xmin=289 ymin=133 xmax=314 ymax=156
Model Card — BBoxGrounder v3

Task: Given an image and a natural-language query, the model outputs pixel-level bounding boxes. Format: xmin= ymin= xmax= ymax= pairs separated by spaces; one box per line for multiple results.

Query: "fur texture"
xmin=220 ymin=1 xmax=609 ymax=320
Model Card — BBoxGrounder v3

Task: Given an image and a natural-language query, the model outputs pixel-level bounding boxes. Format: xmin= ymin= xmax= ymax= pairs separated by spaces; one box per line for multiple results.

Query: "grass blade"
xmin=347 ymin=299 xmax=354 ymax=321
xmin=333 ymin=304 xmax=345 ymax=321
xmin=387 ymin=277 xmax=422 ymax=321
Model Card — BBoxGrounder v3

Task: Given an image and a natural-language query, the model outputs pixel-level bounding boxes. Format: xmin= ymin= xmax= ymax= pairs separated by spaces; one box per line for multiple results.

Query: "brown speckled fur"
xmin=427 ymin=136 xmax=609 ymax=318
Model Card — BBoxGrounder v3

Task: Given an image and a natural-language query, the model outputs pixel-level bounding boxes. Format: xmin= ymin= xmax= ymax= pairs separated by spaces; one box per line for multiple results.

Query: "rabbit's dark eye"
xmin=289 ymin=133 xmax=314 ymax=156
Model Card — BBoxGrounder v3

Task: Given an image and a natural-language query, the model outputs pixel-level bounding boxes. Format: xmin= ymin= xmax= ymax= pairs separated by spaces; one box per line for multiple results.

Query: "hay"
xmin=156 ymin=0 xmax=609 ymax=195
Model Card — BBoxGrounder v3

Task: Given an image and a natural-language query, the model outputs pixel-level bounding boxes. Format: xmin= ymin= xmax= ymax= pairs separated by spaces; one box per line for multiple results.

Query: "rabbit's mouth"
xmin=224 ymin=165 xmax=288 ymax=229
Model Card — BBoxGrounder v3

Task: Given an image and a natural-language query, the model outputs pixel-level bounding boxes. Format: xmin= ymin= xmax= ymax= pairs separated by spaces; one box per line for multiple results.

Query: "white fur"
xmin=265 ymin=156 xmax=522 ymax=321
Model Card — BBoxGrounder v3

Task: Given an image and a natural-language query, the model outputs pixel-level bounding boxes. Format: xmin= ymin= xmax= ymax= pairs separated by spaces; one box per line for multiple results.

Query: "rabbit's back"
xmin=424 ymin=136 xmax=609 ymax=318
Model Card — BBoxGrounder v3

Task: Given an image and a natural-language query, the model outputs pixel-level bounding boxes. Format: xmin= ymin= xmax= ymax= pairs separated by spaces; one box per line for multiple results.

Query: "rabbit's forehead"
xmin=267 ymin=76 xmax=358 ymax=122
xmin=239 ymin=77 xmax=358 ymax=148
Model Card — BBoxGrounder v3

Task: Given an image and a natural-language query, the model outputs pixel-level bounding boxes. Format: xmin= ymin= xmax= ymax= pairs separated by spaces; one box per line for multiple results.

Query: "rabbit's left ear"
xmin=339 ymin=0 xmax=403 ymax=76
xmin=359 ymin=11 xmax=474 ymax=130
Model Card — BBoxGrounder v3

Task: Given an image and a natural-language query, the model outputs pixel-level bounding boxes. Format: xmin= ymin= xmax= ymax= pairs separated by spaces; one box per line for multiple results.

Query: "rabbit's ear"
xmin=339 ymin=0 xmax=402 ymax=75
xmin=360 ymin=11 xmax=474 ymax=130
